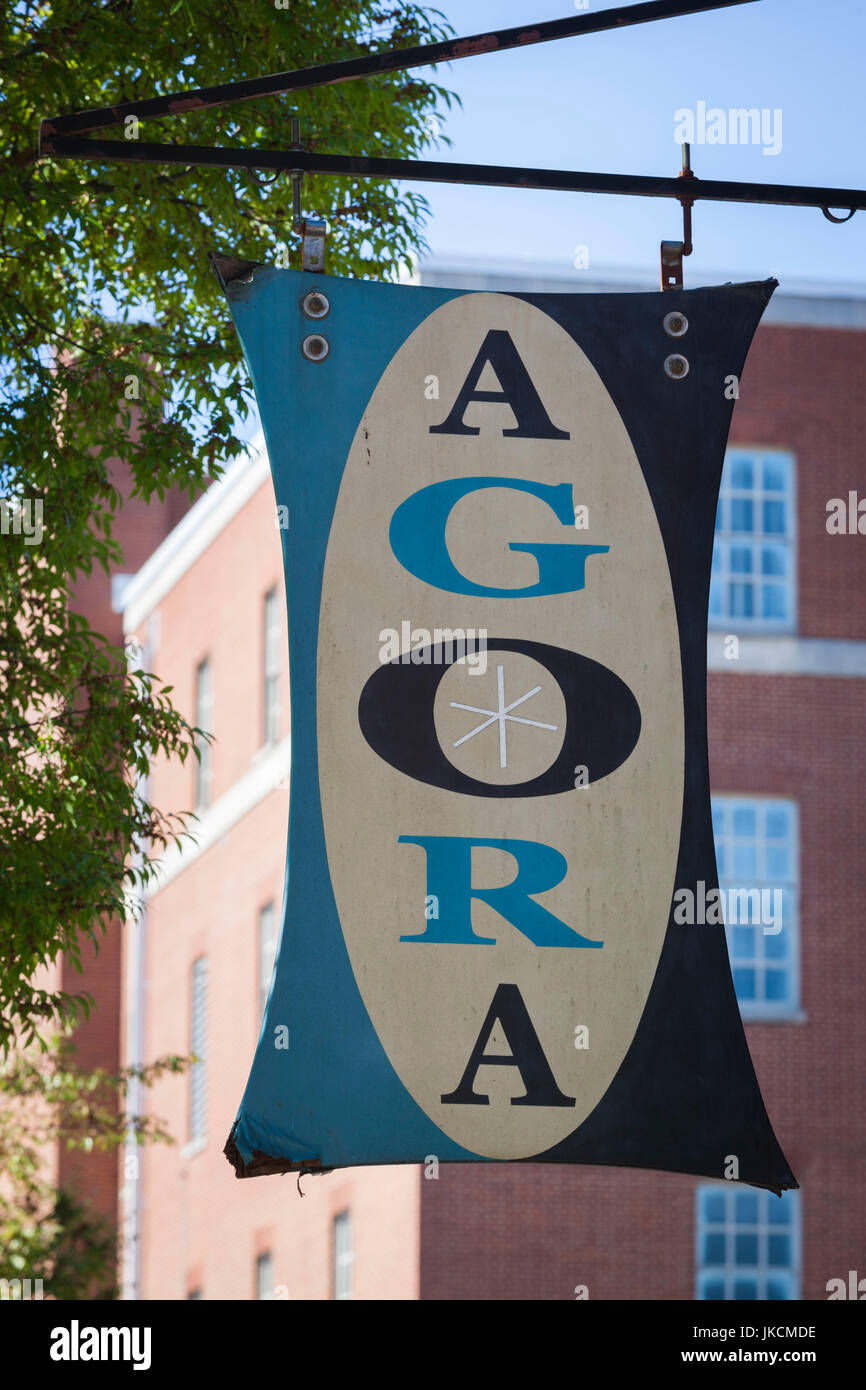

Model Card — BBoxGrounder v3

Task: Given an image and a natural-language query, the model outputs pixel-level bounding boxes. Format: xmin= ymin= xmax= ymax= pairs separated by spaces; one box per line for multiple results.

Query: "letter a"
xmin=441 ymin=983 xmax=575 ymax=1107
xmin=50 ymin=1328 xmax=70 ymax=1362
xmin=429 ymin=330 xmax=569 ymax=439
xmin=826 ymin=498 xmax=846 ymax=534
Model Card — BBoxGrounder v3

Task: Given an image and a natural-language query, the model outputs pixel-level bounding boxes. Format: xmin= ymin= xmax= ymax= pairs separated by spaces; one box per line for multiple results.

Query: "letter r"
xmin=398 ymin=835 xmax=602 ymax=947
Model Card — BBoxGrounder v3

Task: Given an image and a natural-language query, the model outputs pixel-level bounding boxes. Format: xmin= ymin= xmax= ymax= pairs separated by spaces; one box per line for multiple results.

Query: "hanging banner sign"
xmin=215 ymin=258 xmax=795 ymax=1193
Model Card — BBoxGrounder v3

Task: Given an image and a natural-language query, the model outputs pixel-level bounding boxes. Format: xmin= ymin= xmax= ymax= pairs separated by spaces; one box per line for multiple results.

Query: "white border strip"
xmin=145 ymin=735 xmax=291 ymax=898
xmin=708 ymin=633 xmax=866 ymax=677
xmin=122 ymin=430 xmax=270 ymax=633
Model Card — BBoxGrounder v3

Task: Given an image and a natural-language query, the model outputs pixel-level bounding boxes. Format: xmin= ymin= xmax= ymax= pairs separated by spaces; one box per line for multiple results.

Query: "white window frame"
xmin=712 ymin=795 xmax=800 ymax=1021
xmin=332 ymin=1211 xmax=353 ymax=1301
xmin=258 ymin=901 xmax=276 ymax=1020
xmin=710 ymin=448 xmax=797 ymax=634
xmin=189 ymin=956 xmax=208 ymax=1143
xmin=262 ymin=587 xmax=281 ymax=747
xmin=255 ymin=1252 xmax=273 ymax=1301
xmin=194 ymin=656 xmax=213 ymax=811
xmin=695 ymin=1185 xmax=801 ymax=1301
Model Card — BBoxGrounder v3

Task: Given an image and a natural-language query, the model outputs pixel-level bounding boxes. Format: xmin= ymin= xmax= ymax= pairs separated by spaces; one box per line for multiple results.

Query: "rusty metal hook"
xmin=821 ymin=206 xmax=857 ymax=224
xmin=661 ymin=143 xmax=696 ymax=290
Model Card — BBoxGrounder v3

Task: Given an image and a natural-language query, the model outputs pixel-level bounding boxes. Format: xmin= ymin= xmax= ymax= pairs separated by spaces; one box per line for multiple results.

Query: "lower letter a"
xmin=441 ymin=983 xmax=575 ymax=1107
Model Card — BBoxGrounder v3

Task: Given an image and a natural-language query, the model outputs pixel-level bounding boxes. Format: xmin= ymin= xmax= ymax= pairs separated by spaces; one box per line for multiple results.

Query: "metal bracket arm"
xmin=38 ymin=136 xmax=866 ymax=220
xmin=39 ymin=0 xmax=759 ymax=141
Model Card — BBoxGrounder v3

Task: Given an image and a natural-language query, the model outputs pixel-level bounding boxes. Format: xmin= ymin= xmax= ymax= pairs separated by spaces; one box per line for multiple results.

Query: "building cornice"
xmin=417 ymin=257 xmax=866 ymax=330
xmin=121 ymin=431 xmax=270 ymax=633
xmin=708 ymin=634 xmax=866 ymax=677
xmin=144 ymin=735 xmax=290 ymax=898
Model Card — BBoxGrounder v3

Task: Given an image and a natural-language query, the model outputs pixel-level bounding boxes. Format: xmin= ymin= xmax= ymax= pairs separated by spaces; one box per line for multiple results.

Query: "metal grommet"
xmin=664 ymin=353 xmax=689 ymax=380
xmin=302 ymin=290 xmax=330 ymax=320
xmin=663 ymin=310 xmax=689 ymax=337
xmin=302 ymin=333 xmax=330 ymax=362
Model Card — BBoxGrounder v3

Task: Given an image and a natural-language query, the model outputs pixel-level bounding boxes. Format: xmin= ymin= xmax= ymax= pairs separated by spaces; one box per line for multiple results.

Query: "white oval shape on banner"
xmin=318 ymin=292 xmax=684 ymax=1160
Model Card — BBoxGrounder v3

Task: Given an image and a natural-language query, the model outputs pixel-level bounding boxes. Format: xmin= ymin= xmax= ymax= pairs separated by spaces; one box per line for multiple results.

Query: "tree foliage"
xmin=0 ymin=1036 xmax=189 ymax=1297
xmin=0 ymin=0 xmax=456 ymax=1051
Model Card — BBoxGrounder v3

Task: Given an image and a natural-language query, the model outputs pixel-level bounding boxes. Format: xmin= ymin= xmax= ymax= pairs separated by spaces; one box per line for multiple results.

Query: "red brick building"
xmin=59 ymin=457 xmax=193 ymax=1240
xmin=112 ymin=262 xmax=865 ymax=1300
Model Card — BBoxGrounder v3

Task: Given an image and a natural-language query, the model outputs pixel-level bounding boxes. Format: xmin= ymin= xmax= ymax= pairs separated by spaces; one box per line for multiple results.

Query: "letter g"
xmin=389 ymin=476 xmax=608 ymax=598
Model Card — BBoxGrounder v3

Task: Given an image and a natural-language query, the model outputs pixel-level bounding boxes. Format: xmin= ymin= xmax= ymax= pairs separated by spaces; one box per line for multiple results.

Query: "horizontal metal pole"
xmin=39 ymin=0 xmax=758 ymax=140
xmin=40 ymin=137 xmax=866 ymax=214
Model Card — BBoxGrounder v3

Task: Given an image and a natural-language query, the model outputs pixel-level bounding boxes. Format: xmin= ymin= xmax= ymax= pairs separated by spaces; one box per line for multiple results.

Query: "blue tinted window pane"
xmin=733 ymin=806 xmax=756 ymax=836
xmin=733 ymin=925 xmax=756 ymax=958
xmin=763 ymin=499 xmax=786 ymax=534
xmin=735 ymin=1192 xmax=759 ymax=1224
xmin=766 ymin=1278 xmax=792 ymax=1300
xmin=712 ymin=803 xmax=725 ymax=835
xmin=715 ymin=845 xmax=726 ymax=876
xmin=731 ymin=546 xmax=752 ymax=574
xmin=733 ymin=967 xmax=756 ymax=999
xmin=700 ymin=1189 xmax=728 ymax=1223
xmin=766 ymin=845 xmax=791 ymax=878
xmin=765 ymin=930 xmax=787 ymax=960
xmin=761 ymin=544 xmax=786 ymax=576
xmin=762 ymin=584 xmax=787 ymax=620
xmin=769 ymin=1192 xmax=792 ymax=1226
xmin=711 ymin=541 xmax=721 ymax=573
xmin=730 ymin=457 xmax=754 ymax=489
xmin=734 ymin=1279 xmax=758 ymax=1300
xmin=714 ymin=502 xmax=724 ymax=532
xmin=703 ymin=1191 xmax=726 ymax=1223
xmin=733 ymin=845 xmax=757 ymax=877
xmin=731 ymin=498 xmax=754 ymax=532
xmin=703 ymin=1232 xmax=726 ymax=1264
xmin=762 ymin=457 xmax=787 ymax=491
xmin=766 ymin=807 xmax=790 ymax=839
xmin=709 ymin=577 xmax=722 ymax=618
xmin=702 ymin=1278 xmax=726 ymax=1300
xmin=766 ymin=969 xmax=789 ymax=1002
xmin=768 ymin=1234 xmax=791 ymax=1267
xmin=735 ymin=1233 xmax=759 ymax=1265
xmin=729 ymin=582 xmax=754 ymax=618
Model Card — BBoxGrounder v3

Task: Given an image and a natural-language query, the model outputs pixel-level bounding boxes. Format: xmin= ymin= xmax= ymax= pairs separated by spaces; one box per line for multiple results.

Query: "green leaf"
xmin=1 ymin=1 xmax=455 ymax=1059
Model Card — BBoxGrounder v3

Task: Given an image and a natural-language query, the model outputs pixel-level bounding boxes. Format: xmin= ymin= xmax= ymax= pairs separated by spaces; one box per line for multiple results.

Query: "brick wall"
xmin=730 ymin=324 xmax=866 ymax=640
xmin=58 ymin=454 xmax=194 ymax=1240
xmin=127 ymin=316 xmax=866 ymax=1300
xmin=132 ymin=479 xmax=420 ymax=1300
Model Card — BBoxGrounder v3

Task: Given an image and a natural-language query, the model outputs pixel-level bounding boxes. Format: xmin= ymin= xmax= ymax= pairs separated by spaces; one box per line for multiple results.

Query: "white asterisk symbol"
xmin=450 ymin=663 xmax=559 ymax=770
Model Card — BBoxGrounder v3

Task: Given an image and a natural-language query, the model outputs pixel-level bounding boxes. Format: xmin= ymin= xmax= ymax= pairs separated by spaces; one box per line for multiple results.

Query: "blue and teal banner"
xmin=216 ymin=257 xmax=795 ymax=1193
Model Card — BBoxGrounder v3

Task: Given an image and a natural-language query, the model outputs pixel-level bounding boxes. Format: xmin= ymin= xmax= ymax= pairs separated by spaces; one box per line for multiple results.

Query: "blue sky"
xmin=404 ymin=0 xmax=866 ymax=285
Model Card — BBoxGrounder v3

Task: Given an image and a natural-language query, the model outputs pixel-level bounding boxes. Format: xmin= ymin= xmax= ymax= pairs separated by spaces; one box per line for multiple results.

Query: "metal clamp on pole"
xmin=301 ymin=218 xmax=328 ymax=273
xmin=661 ymin=143 xmax=696 ymax=289
xmin=289 ymin=117 xmax=329 ymax=273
